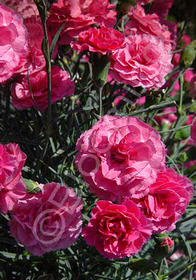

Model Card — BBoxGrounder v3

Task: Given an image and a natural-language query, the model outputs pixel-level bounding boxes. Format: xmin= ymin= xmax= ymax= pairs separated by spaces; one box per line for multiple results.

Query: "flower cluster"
xmin=76 ymin=115 xmax=193 ymax=259
xmin=0 ymin=0 xmax=195 ymax=266
xmin=47 ymin=0 xmax=117 ymax=45
xmin=0 ymin=0 xmax=75 ymax=111
xmin=0 ymin=141 xmax=83 ymax=256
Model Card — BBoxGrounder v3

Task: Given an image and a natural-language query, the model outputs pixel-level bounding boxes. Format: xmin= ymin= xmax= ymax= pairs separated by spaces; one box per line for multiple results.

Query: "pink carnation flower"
xmin=82 ymin=199 xmax=152 ymax=259
xmin=9 ymin=182 xmax=83 ymax=256
xmin=11 ymin=65 xmax=75 ymax=111
xmin=154 ymin=107 xmax=177 ymax=126
xmin=0 ymin=143 xmax=27 ymax=214
xmin=125 ymin=5 xmax=173 ymax=51
xmin=71 ymin=26 xmax=125 ymax=55
xmin=134 ymin=168 xmax=194 ymax=233
xmin=47 ymin=0 xmax=117 ymax=45
xmin=3 ymin=0 xmax=39 ymax=19
xmin=75 ymin=115 xmax=166 ymax=201
xmin=110 ymin=34 xmax=173 ymax=90
xmin=0 ymin=2 xmax=29 ymax=83
xmin=189 ymin=75 xmax=196 ymax=98
xmin=160 ymin=237 xmax=174 ymax=251
xmin=24 ymin=16 xmax=46 ymax=71
xmin=191 ymin=118 xmax=196 ymax=144
xmin=150 ymin=0 xmax=174 ymax=18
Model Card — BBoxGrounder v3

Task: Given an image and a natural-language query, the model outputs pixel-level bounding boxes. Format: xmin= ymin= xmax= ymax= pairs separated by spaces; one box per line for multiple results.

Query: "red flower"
xmin=71 ymin=26 xmax=125 ymax=55
xmin=82 ymin=199 xmax=152 ymax=259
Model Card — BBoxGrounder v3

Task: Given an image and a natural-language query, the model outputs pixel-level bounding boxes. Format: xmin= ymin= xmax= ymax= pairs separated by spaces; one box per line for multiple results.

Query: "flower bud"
xmin=180 ymin=40 xmax=196 ymax=68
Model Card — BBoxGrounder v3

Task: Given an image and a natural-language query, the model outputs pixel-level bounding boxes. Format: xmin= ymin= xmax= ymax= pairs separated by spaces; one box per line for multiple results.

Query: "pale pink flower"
xmin=82 ymin=199 xmax=152 ymax=259
xmin=0 ymin=143 xmax=27 ymax=214
xmin=71 ymin=26 xmax=125 ymax=55
xmin=134 ymin=168 xmax=193 ymax=233
xmin=75 ymin=115 xmax=166 ymax=201
xmin=110 ymin=34 xmax=173 ymax=90
xmin=9 ymin=182 xmax=83 ymax=256
xmin=47 ymin=0 xmax=117 ymax=45
xmin=0 ymin=2 xmax=29 ymax=83
xmin=125 ymin=5 xmax=172 ymax=51
xmin=11 ymin=65 xmax=75 ymax=111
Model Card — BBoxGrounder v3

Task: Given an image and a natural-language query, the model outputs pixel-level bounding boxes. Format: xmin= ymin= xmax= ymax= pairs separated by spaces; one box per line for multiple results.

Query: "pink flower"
xmin=134 ymin=168 xmax=193 ymax=233
xmin=189 ymin=75 xmax=196 ymax=97
xmin=75 ymin=115 xmax=166 ymax=201
xmin=71 ymin=26 xmax=125 ymax=55
xmin=82 ymin=199 xmax=152 ymax=259
xmin=0 ymin=2 xmax=29 ymax=83
xmin=137 ymin=0 xmax=153 ymax=5
xmin=191 ymin=118 xmax=196 ymax=144
xmin=47 ymin=0 xmax=117 ymax=45
xmin=0 ymin=143 xmax=27 ymax=214
xmin=110 ymin=34 xmax=173 ymax=90
xmin=24 ymin=16 xmax=46 ymax=71
xmin=160 ymin=237 xmax=174 ymax=251
xmin=135 ymin=96 xmax=146 ymax=106
xmin=154 ymin=107 xmax=177 ymax=126
xmin=125 ymin=5 xmax=173 ymax=51
xmin=150 ymin=0 xmax=174 ymax=18
xmin=9 ymin=182 xmax=83 ymax=256
xmin=11 ymin=65 xmax=75 ymax=111
xmin=3 ymin=0 xmax=39 ymax=19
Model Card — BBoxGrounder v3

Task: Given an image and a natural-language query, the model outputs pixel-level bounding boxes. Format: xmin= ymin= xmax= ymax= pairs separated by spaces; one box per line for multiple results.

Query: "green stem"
xmin=130 ymin=101 xmax=176 ymax=116
xmin=178 ymin=72 xmax=184 ymax=115
xmin=99 ymin=86 xmax=103 ymax=117
xmin=166 ymin=70 xmax=184 ymax=96
xmin=34 ymin=0 xmax=52 ymax=133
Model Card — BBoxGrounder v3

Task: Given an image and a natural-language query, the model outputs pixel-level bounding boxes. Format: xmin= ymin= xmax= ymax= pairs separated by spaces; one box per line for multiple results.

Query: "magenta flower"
xmin=82 ymin=199 xmax=152 ymax=259
xmin=134 ymin=168 xmax=194 ymax=233
xmin=11 ymin=65 xmax=75 ymax=111
xmin=47 ymin=0 xmax=117 ymax=45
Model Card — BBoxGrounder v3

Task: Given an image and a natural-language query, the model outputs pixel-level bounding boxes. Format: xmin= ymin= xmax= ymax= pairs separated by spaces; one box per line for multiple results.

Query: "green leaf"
xmin=180 ymin=40 xmax=196 ymax=68
xmin=50 ymin=23 xmax=66 ymax=58
xmin=22 ymin=178 xmax=41 ymax=194
xmin=175 ymin=126 xmax=190 ymax=140
xmin=189 ymin=101 xmax=196 ymax=113
xmin=91 ymin=53 xmax=110 ymax=88
xmin=129 ymin=259 xmax=158 ymax=273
